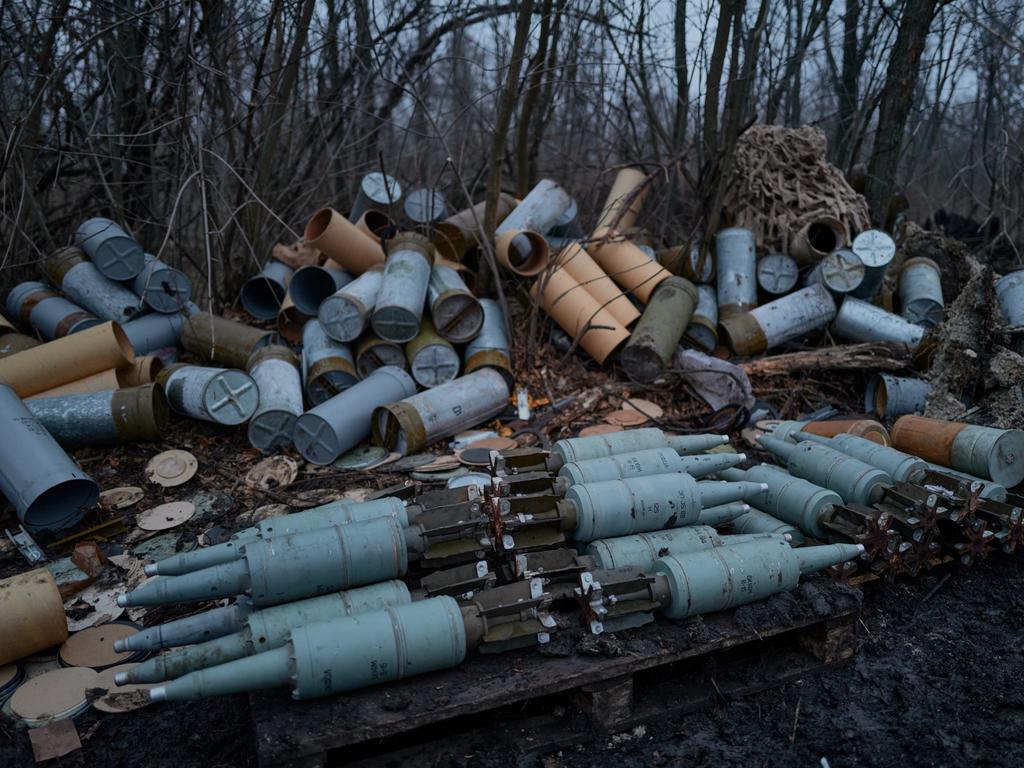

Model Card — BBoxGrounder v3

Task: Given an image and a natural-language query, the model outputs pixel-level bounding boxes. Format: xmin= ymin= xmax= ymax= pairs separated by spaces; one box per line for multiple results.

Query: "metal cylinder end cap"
xmin=718 ymin=311 xmax=767 ymax=356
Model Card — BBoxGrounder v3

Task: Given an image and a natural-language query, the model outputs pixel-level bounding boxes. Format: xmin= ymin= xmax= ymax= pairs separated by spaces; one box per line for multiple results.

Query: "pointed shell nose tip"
xmin=144 ymin=563 xmax=159 ymax=576
xmin=116 ymin=594 xmax=129 ymax=608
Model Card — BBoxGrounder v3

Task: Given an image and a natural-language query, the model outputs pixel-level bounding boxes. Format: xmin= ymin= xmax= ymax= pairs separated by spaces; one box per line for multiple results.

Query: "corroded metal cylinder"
xmin=317 ymin=266 xmax=383 ymax=342
xmin=301 ymin=320 xmax=358 ymax=406
xmin=73 ymin=217 xmax=145 ymax=280
xmin=120 ymin=312 xmax=184 ymax=355
xmin=26 ymin=383 xmax=169 ymax=446
xmin=0 ymin=384 xmax=98 ymax=532
xmin=294 ymin=366 xmax=417 ymax=465
xmin=831 ymin=296 xmax=925 ymax=350
xmin=714 ymin=227 xmax=757 ymax=317
xmin=133 ymin=254 xmax=192 ymax=313
xmin=43 ymin=246 xmax=141 ymax=324
xmin=181 ymin=312 xmax=273 ymax=370
xmin=719 ymin=284 xmax=836 ymax=356
xmin=850 ymin=229 xmax=896 ymax=300
xmin=349 ymin=172 xmax=402 ymax=221
xmin=404 ymin=188 xmax=448 ymax=225
xmin=247 ymin=346 xmax=303 ymax=452
xmin=891 ymin=415 xmax=1024 ymax=487
xmin=463 ymin=298 xmax=513 ymax=387
xmin=898 ymin=257 xmax=944 ymax=327
xmin=657 ymin=243 xmax=715 ymax=284
xmin=406 ymin=319 xmax=460 ymax=388
xmin=995 ymin=271 xmax=1024 ymax=327
xmin=756 ymin=252 xmax=799 ymax=297
xmin=428 ymin=262 xmax=483 ymax=343
xmin=865 ymin=374 xmax=932 ymax=418
xmin=494 ymin=179 xmax=571 ymax=275
xmin=158 ymin=363 xmax=259 ymax=425
xmin=684 ymin=285 xmax=718 ymax=353
xmin=6 ymin=281 xmax=99 ymax=339
xmin=240 ymin=261 xmax=292 ymax=320
xmin=620 ymin=277 xmax=697 ymax=382
xmin=373 ymin=368 xmax=510 ymax=455
xmin=371 ymin=233 xmax=433 ymax=342
xmin=804 ymin=248 xmax=865 ymax=296
xmin=355 ymin=333 xmax=406 ymax=379
xmin=289 ymin=264 xmax=353 ymax=316
xmin=789 ymin=217 xmax=846 ymax=266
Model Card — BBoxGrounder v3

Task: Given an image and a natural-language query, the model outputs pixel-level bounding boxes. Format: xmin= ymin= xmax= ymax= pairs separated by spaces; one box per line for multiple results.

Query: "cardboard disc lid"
xmin=457 ymin=447 xmax=494 ymax=467
xmin=146 ymin=450 xmax=198 ymax=487
xmin=59 ymin=623 xmax=139 ymax=669
xmin=10 ymin=667 xmax=100 ymax=724
xmin=605 ymin=409 xmax=649 ymax=427
xmin=137 ymin=501 xmax=195 ymax=531
xmin=579 ymin=424 xmax=623 ymax=437
xmin=99 ymin=486 xmax=144 ymax=510
xmin=471 ymin=437 xmax=517 ymax=452
xmin=0 ymin=663 xmax=25 ymax=701
xmin=622 ymin=399 xmax=664 ymax=419
xmin=91 ymin=664 xmax=158 ymax=714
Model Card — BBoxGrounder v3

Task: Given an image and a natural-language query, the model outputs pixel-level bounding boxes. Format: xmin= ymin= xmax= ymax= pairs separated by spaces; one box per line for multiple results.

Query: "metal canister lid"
xmin=852 ymin=229 xmax=896 ymax=268
xmin=360 ymin=172 xmax=402 ymax=206
xmin=9 ymin=667 xmax=99 ymax=726
xmin=818 ymin=249 xmax=865 ymax=293
xmin=140 ymin=260 xmax=192 ymax=313
xmin=355 ymin=336 xmax=406 ymax=378
xmin=319 ymin=294 xmax=370 ymax=342
xmin=409 ymin=343 xmax=460 ymax=388
xmin=137 ymin=501 xmax=195 ymax=531
xmin=404 ymin=188 xmax=448 ymax=224
xmin=757 ymin=253 xmax=799 ymax=294
xmin=432 ymin=292 xmax=484 ymax=343
xmin=249 ymin=410 xmax=299 ymax=452
xmin=74 ymin=218 xmax=145 ymax=280
xmin=200 ymin=369 xmax=259 ymax=425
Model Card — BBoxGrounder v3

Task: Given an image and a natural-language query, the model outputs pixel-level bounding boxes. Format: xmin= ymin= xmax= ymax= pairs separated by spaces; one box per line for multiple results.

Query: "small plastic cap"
xmin=149 ymin=687 xmax=167 ymax=703
xmin=116 ymin=594 xmax=129 ymax=607
xmin=114 ymin=672 xmax=129 ymax=686
xmin=144 ymin=563 xmax=159 ymax=576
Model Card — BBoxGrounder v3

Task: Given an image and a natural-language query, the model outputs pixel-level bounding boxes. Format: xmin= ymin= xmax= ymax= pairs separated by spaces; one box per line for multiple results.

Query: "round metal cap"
xmin=248 ymin=410 xmax=298 ymax=451
xmin=433 ymin=294 xmax=484 ymax=343
xmin=334 ymin=445 xmax=390 ymax=470
xmin=988 ymin=431 xmax=1024 ymax=487
xmin=137 ymin=501 xmax=195 ymax=531
xmin=371 ymin=306 xmax=423 ymax=343
xmin=820 ymin=249 xmax=865 ymax=293
xmin=361 ymin=172 xmax=402 ymax=206
xmin=145 ymin=449 xmax=198 ymax=487
xmin=319 ymin=295 xmax=367 ymax=342
xmin=404 ymin=188 xmax=448 ymax=224
xmin=852 ymin=229 xmax=896 ymax=268
xmin=457 ymin=447 xmax=493 ymax=466
xmin=76 ymin=218 xmax=146 ymax=281
xmin=99 ymin=486 xmax=144 ymax=510
xmin=141 ymin=264 xmax=192 ymax=313
xmin=306 ymin=368 xmax=358 ymax=406
xmin=356 ymin=339 xmax=406 ymax=378
xmin=410 ymin=343 xmax=460 ymax=388
xmin=757 ymin=253 xmax=799 ymax=294
xmin=902 ymin=298 xmax=944 ymax=327
xmin=201 ymin=370 xmax=259 ymax=425
xmin=293 ymin=413 xmax=343 ymax=465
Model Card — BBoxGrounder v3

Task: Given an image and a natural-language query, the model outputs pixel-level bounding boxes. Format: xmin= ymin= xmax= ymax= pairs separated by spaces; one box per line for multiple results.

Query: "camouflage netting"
xmin=723 ymin=125 xmax=870 ymax=253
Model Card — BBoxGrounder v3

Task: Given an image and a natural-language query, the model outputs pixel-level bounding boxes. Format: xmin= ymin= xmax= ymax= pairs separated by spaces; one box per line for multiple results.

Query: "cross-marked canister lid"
xmin=356 ymin=337 xmax=406 ymax=378
xmin=9 ymin=667 xmax=100 ymax=725
xmin=74 ymin=218 xmax=145 ymax=281
xmin=404 ymin=188 xmax=448 ymax=224
xmin=410 ymin=343 xmax=460 ymax=388
xmin=819 ymin=249 xmax=865 ymax=292
xmin=902 ymin=298 xmax=944 ymax=327
xmin=248 ymin=410 xmax=299 ymax=451
xmin=145 ymin=450 xmax=198 ymax=487
xmin=201 ymin=370 xmax=259 ymax=425
xmin=319 ymin=295 xmax=369 ymax=341
xmin=852 ymin=229 xmax=896 ymax=268
xmin=334 ymin=445 xmax=390 ymax=470
xmin=372 ymin=306 xmax=423 ymax=343
xmin=432 ymin=294 xmax=484 ymax=343
xmin=293 ymin=413 xmax=343 ymax=465
xmin=360 ymin=172 xmax=402 ymax=206
xmin=757 ymin=253 xmax=799 ymax=294
xmin=140 ymin=259 xmax=191 ymax=312
xmin=58 ymin=623 xmax=140 ymax=669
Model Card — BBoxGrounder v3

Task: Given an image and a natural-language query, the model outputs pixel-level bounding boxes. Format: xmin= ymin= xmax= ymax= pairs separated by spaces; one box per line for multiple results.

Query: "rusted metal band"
xmin=17 ymin=287 xmax=59 ymax=323
xmin=111 ymin=383 xmax=170 ymax=441
xmin=372 ymin=401 xmax=426 ymax=454
xmin=53 ymin=311 xmax=95 ymax=338
xmin=307 ymin=355 xmax=357 ymax=385
xmin=42 ymin=246 xmax=86 ymax=286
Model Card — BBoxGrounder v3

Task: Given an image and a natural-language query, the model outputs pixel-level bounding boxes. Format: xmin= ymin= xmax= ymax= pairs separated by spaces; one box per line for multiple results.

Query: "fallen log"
xmin=741 ymin=342 xmax=912 ymax=376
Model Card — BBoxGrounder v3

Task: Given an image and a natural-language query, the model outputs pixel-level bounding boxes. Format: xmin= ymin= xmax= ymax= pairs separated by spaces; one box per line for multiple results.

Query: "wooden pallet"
xmin=249 ymin=580 xmax=860 ymax=767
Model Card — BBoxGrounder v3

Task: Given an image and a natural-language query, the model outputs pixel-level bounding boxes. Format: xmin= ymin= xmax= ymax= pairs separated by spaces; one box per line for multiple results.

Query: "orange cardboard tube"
xmin=555 ymin=243 xmax=640 ymax=328
xmin=890 ymin=415 xmax=966 ymax=466
xmin=595 ymin=168 xmax=648 ymax=231
xmin=304 ymin=208 xmax=385 ymax=275
xmin=586 ymin=228 xmax=671 ymax=304
xmin=0 ymin=569 xmax=68 ymax=666
xmin=801 ymin=419 xmax=891 ymax=446
xmin=0 ymin=321 xmax=134 ymax=397
xmin=355 ymin=210 xmax=394 ymax=240
xmin=531 ymin=268 xmax=629 ymax=363
xmin=496 ymin=229 xmax=550 ymax=276
xmin=25 ymin=355 xmax=162 ymax=399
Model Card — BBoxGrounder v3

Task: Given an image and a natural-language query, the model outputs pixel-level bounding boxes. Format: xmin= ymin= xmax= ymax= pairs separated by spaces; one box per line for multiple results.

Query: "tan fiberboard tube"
xmin=0 ymin=321 xmax=134 ymax=397
xmin=555 ymin=243 xmax=640 ymax=328
xmin=586 ymin=227 xmax=671 ymax=304
xmin=26 ymin=355 xmax=163 ymax=399
xmin=594 ymin=168 xmax=649 ymax=232
xmin=531 ymin=267 xmax=629 ymax=363
xmin=304 ymin=208 xmax=385 ymax=275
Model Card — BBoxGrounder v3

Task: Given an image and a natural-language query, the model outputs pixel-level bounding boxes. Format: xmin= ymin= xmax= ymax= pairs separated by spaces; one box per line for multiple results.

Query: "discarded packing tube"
xmin=654 ymin=539 xmax=863 ymax=619
xmin=0 ymin=384 xmax=99 ymax=532
xmin=804 ymin=248 xmax=865 ymax=296
xmin=371 ymin=233 xmax=433 ymax=342
xmin=304 ymin=208 xmax=385 ymax=275
xmin=432 ymin=194 xmax=518 ymax=261
xmin=657 ymin=243 xmax=715 ymax=285
xmin=132 ymin=254 xmax=192 ymax=313
xmin=585 ymin=228 xmax=671 ymax=304
xmin=788 ymin=217 xmax=846 ymax=266
xmin=558 ymin=447 xmax=747 ymax=485
xmin=563 ymin=474 xmax=768 ymax=542
xmin=891 ymin=415 xmax=1024 ymax=487
xmin=620 ymin=276 xmax=697 ymax=383
xmin=995 ymin=271 xmax=1024 ymax=327
xmin=684 ymin=285 xmax=718 ymax=353
xmin=0 ymin=321 xmax=134 ymax=398
xmin=850 ymin=229 xmax=896 ymax=299
xmin=428 ymin=262 xmax=483 ymax=343
xmin=719 ymin=284 xmax=836 ymax=356
xmin=301 ymin=319 xmax=358 ymax=405
xmin=72 ymin=217 xmax=146 ymax=280
xmin=757 ymin=435 xmax=892 ymax=506
xmin=552 ymin=428 xmax=729 ymax=463
xmin=349 ymin=172 xmax=402 ymax=221
xmin=157 ymin=363 xmax=259 ymax=426
xmin=731 ymin=507 xmax=805 ymax=546
xmin=148 ymin=496 xmax=408 ymax=577
xmin=247 ymin=345 xmax=303 ymax=452
xmin=531 ymin=267 xmax=630 ymax=363
xmin=793 ymin=431 xmax=927 ymax=484
xmin=585 ymin=528 xmax=780 ymax=570
xmin=865 ymin=374 xmax=932 ymax=418
xmin=5 ymin=281 xmax=100 ymax=339
xmin=148 ymin=596 xmax=465 ymax=703
xmin=120 ymin=515 xmax=408 ymax=608
xmin=772 ymin=419 xmax=890 ymax=446
xmin=756 ymin=253 xmax=799 ymax=297
xmin=25 ymin=383 xmax=169 ymax=447
xmin=0 ymin=311 xmax=40 ymax=358
xmin=555 ymin=242 xmax=640 ymax=328
xmin=317 ymin=266 xmax=383 ymax=342
xmin=295 ymin=366 xmax=417 ymax=465
xmin=180 ymin=312 xmax=273 ymax=370
xmin=595 ymin=167 xmax=648 ymax=232
xmin=355 ymin=333 xmax=406 ymax=378
xmin=717 ymin=465 xmax=838 ymax=539
xmin=117 ymin=601 xmax=254 ymax=653
xmin=122 ymin=580 xmax=412 ymax=684
xmin=43 ymin=246 xmax=141 ymax=324
xmin=830 ymin=296 xmax=925 ymax=351
xmin=355 ymin=210 xmax=395 ymax=240
xmin=463 ymin=298 xmax=513 ymax=386
xmin=0 ymin=569 xmax=69 ymax=666
xmin=26 ymin=356 xmax=160 ymax=399
xmin=406 ymin=319 xmax=460 ymax=388
xmin=120 ymin=312 xmax=184 ymax=355
xmin=288 ymin=264 xmax=353 ymax=316
xmin=404 ymin=188 xmax=448 ymax=225
xmin=494 ymin=179 xmax=571 ymax=276
xmin=240 ymin=261 xmax=292 ymax=320
xmin=898 ymin=257 xmax=944 ymax=327
xmin=714 ymin=227 xmax=757 ymax=317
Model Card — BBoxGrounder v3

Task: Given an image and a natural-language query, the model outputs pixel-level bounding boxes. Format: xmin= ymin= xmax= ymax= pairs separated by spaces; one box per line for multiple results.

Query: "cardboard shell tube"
xmin=0 ymin=321 xmax=133 ymax=397
xmin=277 ymin=293 xmax=310 ymax=344
xmin=890 ymin=415 xmax=966 ymax=467
xmin=556 ymin=242 xmax=640 ymax=327
xmin=586 ymin=228 xmax=671 ymax=304
xmin=355 ymin=210 xmax=395 ymax=240
xmin=304 ymin=208 xmax=385 ymax=275
xmin=801 ymin=419 xmax=891 ymax=446
xmin=0 ymin=569 xmax=68 ymax=666
xmin=595 ymin=168 xmax=648 ymax=231
xmin=496 ymin=229 xmax=549 ymax=276
xmin=789 ymin=217 xmax=849 ymax=266
xmin=531 ymin=268 xmax=630 ymax=364
xmin=27 ymin=367 xmax=129 ymax=399
xmin=432 ymin=194 xmax=518 ymax=261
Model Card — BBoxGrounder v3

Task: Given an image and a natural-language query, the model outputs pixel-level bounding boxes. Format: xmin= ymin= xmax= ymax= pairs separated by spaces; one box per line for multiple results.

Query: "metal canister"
xmin=132 ymin=254 xmax=192 ymax=313
xmin=620 ymin=276 xmax=697 ymax=382
xmin=317 ymin=265 xmax=383 ymax=342
xmin=72 ymin=217 xmax=145 ymax=280
xmin=548 ymin=197 xmax=583 ymax=238
xmin=355 ymin=333 xmax=406 ymax=379
xmin=756 ymin=252 xmax=799 ymax=297
xmin=995 ymin=271 xmax=1024 ymax=327
xmin=463 ymin=298 xmax=512 ymax=387
xmin=26 ymin=383 xmax=169 ymax=446
xmin=495 ymin=179 xmax=572 ymax=276
xmin=891 ymin=415 xmax=1024 ymax=487
xmin=288 ymin=264 xmax=353 ymax=316
xmin=898 ymin=257 xmax=944 ymax=327
xmin=349 ymin=172 xmax=402 ymax=221
xmin=865 ymin=374 xmax=932 ymax=418
xmin=240 ymin=261 xmax=293 ymax=320
xmin=657 ymin=243 xmax=715 ymax=284
xmin=403 ymin=188 xmax=448 ymax=226
xmin=181 ymin=312 xmax=273 ymax=370
xmin=157 ymin=363 xmax=259 ymax=425
xmin=684 ymin=285 xmax=718 ymax=353
xmin=830 ymin=296 xmax=925 ymax=350
xmin=120 ymin=312 xmax=184 ymax=355
xmin=406 ymin=319 xmax=460 ymax=388
xmin=719 ymin=284 xmax=836 ymax=356
xmin=850 ymin=229 xmax=896 ymax=300
xmin=5 ymin=281 xmax=99 ymax=339
xmin=371 ymin=233 xmax=433 ymax=342
xmin=247 ymin=345 xmax=303 ymax=452
xmin=428 ymin=262 xmax=483 ymax=343
xmin=804 ymin=248 xmax=865 ymax=296
xmin=301 ymin=320 xmax=357 ymax=406
xmin=43 ymin=246 xmax=141 ymax=324
xmin=714 ymin=227 xmax=757 ymax=317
